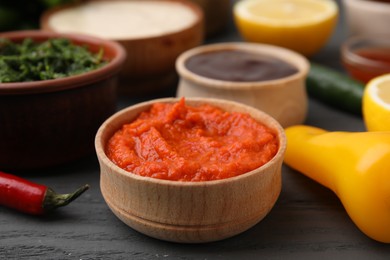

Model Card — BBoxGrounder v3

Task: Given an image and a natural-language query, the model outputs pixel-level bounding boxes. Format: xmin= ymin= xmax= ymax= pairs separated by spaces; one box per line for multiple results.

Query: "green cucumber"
xmin=306 ymin=62 xmax=365 ymax=116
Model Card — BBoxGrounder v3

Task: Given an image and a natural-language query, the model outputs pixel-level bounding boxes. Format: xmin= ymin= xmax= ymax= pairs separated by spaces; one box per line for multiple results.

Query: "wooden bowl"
xmin=95 ymin=97 xmax=286 ymax=243
xmin=40 ymin=0 xmax=204 ymax=96
xmin=0 ymin=30 xmax=126 ymax=170
xmin=176 ymin=42 xmax=310 ymax=128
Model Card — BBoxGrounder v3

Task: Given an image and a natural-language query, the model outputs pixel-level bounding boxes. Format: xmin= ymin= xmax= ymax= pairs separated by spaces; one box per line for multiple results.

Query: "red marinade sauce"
xmin=106 ymin=99 xmax=279 ymax=182
xmin=185 ymin=50 xmax=298 ymax=82
xmin=343 ymin=47 xmax=390 ymax=83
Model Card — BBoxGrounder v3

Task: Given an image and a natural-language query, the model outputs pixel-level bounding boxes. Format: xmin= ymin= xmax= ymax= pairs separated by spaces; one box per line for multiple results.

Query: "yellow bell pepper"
xmin=284 ymin=125 xmax=390 ymax=243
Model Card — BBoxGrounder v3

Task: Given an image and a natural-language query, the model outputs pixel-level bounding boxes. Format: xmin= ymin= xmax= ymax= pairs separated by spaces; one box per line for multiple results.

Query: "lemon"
xmin=233 ymin=0 xmax=338 ymax=56
xmin=363 ymin=74 xmax=390 ymax=131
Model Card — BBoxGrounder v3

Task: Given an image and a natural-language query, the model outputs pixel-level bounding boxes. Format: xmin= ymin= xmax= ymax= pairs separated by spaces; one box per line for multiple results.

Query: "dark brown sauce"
xmin=185 ymin=50 xmax=298 ymax=82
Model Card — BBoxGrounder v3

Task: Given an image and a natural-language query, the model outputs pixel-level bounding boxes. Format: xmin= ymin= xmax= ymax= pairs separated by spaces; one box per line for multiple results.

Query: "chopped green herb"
xmin=0 ymin=37 xmax=107 ymax=83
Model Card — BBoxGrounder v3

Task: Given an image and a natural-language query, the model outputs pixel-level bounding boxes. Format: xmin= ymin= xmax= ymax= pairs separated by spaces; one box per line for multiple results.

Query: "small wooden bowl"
xmin=41 ymin=0 xmax=204 ymax=96
xmin=95 ymin=97 xmax=286 ymax=243
xmin=176 ymin=42 xmax=310 ymax=128
xmin=0 ymin=30 xmax=126 ymax=170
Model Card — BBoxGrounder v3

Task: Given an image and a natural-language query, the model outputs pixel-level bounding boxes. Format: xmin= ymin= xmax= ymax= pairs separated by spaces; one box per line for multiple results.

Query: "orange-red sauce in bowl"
xmin=106 ymin=99 xmax=278 ymax=181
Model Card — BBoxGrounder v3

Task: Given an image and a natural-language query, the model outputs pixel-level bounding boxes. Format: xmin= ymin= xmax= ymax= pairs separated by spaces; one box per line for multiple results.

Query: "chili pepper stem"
xmin=42 ymin=184 xmax=90 ymax=212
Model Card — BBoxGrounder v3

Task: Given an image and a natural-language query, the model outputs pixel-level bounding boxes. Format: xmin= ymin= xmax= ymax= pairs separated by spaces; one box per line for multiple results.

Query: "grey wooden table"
xmin=2 ymin=1 xmax=390 ymax=259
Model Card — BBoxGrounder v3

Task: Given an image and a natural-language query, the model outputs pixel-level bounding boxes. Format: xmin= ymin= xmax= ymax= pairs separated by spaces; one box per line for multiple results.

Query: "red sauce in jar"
xmin=185 ymin=50 xmax=298 ymax=82
xmin=106 ymin=99 xmax=279 ymax=182
xmin=343 ymin=47 xmax=390 ymax=83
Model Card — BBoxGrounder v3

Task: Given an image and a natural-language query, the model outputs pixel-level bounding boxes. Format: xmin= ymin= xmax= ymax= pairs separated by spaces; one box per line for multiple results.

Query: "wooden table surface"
xmin=2 ymin=1 xmax=390 ymax=259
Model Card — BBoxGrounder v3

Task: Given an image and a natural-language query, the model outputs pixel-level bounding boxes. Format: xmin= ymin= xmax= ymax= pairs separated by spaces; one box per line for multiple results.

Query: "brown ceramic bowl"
xmin=0 ymin=30 xmax=126 ymax=170
xmin=95 ymin=97 xmax=286 ymax=243
xmin=41 ymin=0 xmax=204 ymax=96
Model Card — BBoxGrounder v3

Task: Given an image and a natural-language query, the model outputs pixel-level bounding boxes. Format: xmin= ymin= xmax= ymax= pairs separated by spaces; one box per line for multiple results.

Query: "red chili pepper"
xmin=0 ymin=171 xmax=89 ymax=215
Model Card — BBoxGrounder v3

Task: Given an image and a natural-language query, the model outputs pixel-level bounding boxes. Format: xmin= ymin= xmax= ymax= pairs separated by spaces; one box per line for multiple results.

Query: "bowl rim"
xmin=95 ymin=97 xmax=287 ymax=187
xmin=341 ymin=34 xmax=390 ymax=70
xmin=175 ymin=42 xmax=310 ymax=90
xmin=40 ymin=0 xmax=204 ymax=42
xmin=0 ymin=30 xmax=127 ymax=95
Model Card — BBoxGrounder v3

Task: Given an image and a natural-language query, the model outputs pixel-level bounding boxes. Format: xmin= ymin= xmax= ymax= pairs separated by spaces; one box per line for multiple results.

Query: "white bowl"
xmin=343 ymin=0 xmax=390 ymax=36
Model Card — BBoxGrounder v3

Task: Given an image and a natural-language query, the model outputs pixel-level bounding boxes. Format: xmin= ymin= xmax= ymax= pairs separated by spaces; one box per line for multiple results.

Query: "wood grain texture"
xmin=96 ymin=98 xmax=286 ymax=243
xmin=2 ymin=1 xmax=390 ymax=258
xmin=2 ymin=139 xmax=390 ymax=259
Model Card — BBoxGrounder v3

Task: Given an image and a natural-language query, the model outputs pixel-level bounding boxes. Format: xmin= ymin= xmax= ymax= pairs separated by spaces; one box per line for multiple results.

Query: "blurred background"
xmin=0 ymin=0 xmax=79 ymax=31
